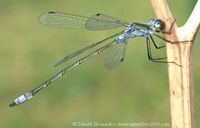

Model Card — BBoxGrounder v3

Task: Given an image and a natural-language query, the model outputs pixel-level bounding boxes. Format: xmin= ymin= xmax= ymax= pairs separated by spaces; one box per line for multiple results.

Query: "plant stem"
xmin=150 ymin=0 xmax=200 ymax=127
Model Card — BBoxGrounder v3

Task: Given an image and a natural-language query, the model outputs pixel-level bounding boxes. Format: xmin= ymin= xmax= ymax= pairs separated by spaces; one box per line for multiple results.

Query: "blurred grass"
xmin=0 ymin=0 xmax=199 ymax=128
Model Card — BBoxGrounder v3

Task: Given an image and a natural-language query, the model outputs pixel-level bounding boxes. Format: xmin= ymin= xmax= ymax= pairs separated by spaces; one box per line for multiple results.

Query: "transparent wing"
xmin=38 ymin=11 xmax=90 ymax=29
xmin=104 ymin=41 xmax=128 ymax=70
xmin=54 ymin=31 xmax=124 ymax=67
xmin=38 ymin=11 xmax=128 ymax=30
xmin=85 ymin=13 xmax=129 ymax=30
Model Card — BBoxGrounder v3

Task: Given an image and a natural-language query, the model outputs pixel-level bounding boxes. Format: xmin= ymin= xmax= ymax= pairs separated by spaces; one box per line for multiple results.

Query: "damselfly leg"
xmin=156 ymin=19 xmax=193 ymax=43
xmin=146 ymin=36 xmax=182 ymax=66
xmin=150 ymin=35 xmax=165 ymax=49
xmin=161 ymin=19 xmax=176 ymax=34
xmin=146 ymin=37 xmax=167 ymax=63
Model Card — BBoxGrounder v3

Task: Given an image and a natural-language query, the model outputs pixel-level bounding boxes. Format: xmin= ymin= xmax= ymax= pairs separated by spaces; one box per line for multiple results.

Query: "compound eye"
xmin=155 ymin=20 xmax=161 ymax=28
xmin=154 ymin=19 xmax=164 ymax=32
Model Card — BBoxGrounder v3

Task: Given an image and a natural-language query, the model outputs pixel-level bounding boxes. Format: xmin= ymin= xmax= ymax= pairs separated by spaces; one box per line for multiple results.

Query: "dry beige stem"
xmin=150 ymin=0 xmax=200 ymax=128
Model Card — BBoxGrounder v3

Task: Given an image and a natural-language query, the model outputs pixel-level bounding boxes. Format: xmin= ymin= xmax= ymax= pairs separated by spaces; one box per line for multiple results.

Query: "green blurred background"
xmin=0 ymin=0 xmax=199 ymax=127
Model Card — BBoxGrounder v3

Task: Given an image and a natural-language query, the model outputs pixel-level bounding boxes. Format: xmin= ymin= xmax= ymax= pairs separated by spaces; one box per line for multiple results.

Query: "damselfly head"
xmin=148 ymin=19 xmax=164 ymax=32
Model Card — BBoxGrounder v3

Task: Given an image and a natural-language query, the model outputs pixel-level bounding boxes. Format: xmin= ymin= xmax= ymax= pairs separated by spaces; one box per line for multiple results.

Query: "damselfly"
xmin=10 ymin=11 xmax=178 ymax=107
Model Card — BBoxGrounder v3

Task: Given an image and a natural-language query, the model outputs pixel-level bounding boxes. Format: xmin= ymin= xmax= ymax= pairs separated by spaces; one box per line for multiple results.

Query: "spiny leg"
xmin=155 ymin=19 xmax=193 ymax=43
xmin=146 ymin=37 xmax=181 ymax=66
xmin=161 ymin=19 xmax=176 ymax=34
xmin=150 ymin=35 xmax=165 ymax=49
xmin=146 ymin=37 xmax=171 ymax=63
xmin=153 ymin=33 xmax=192 ymax=43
